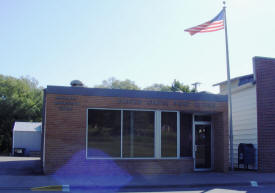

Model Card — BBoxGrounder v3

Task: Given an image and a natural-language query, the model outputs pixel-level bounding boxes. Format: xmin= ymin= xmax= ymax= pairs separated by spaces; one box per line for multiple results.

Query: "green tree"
xmin=171 ymin=79 xmax=195 ymax=93
xmin=95 ymin=77 xmax=140 ymax=90
xmin=143 ymin=83 xmax=171 ymax=92
xmin=95 ymin=77 xmax=196 ymax=93
xmin=0 ymin=75 xmax=43 ymax=154
xmin=145 ymin=80 xmax=196 ymax=93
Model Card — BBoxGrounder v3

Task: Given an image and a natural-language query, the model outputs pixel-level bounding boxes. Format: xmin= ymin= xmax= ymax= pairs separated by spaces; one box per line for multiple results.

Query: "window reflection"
xmin=123 ymin=111 xmax=155 ymax=158
xmin=88 ymin=109 xmax=121 ymax=158
xmin=161 ymin=112 xmax=177 ymax=157
xmin=87 ymin=109 xmax=198 ymax=159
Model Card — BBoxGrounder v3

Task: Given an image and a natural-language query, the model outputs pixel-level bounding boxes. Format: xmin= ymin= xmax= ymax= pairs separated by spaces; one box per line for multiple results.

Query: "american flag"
xmin=185 ymin=9 xmax=225 ymax=36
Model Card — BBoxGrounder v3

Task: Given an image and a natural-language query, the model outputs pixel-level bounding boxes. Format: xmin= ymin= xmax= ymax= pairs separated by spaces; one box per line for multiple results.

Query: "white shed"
xmin=12 ymin=122 xmax=42 ymax=156
xmin=214 ymin=74 xmax=258 ymax=169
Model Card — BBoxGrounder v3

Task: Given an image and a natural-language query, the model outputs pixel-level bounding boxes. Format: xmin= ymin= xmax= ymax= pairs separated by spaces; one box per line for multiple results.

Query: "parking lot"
xmin=0 ymin=156 xmax=41 ymax=175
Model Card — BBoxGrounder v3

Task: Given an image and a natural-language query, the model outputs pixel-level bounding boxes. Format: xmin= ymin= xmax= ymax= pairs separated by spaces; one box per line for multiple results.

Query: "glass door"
xmin=194 ymin=124 xmax=212 ymax=170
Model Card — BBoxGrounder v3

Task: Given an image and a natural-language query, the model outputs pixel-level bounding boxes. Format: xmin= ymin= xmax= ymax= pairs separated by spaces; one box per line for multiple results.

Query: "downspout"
xmin=41 ymin=89 xmax=46 ymax=173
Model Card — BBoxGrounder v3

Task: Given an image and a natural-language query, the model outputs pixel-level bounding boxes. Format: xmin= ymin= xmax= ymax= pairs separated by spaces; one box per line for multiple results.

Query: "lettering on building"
xmin=54 ymin=96 xmax=80 ymax=111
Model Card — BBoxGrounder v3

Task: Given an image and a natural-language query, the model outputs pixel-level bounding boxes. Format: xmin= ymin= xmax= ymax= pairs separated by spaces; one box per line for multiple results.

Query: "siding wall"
xmin=13 ymin=131 xmax=41 ymax=156
xmin=217 ymin=56 xmax=275 ymax=172
xmin=220 ymin=79 xmax=239 ymax=95
xmin=218 ymin=81 xmax=258 ymax=169
xmin=231 ymin=85 xmax=257 ymax=169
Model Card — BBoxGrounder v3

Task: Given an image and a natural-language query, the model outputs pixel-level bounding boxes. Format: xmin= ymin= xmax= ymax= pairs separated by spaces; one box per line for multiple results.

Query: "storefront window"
xmin=87 ymin=109 xmax=198 ymax=159
xmin=161 ymin=112 xmax=177 ymax=157
xmin=87 ymin=109 xmax=121 ymax=158
xmin=123 ymin=111 xmax=155 ymax=158
xmin=180 ymin=113 xmax=193 ymax=157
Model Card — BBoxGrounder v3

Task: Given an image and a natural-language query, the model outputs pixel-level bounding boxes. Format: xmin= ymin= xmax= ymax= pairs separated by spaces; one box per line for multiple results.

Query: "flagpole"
xmin=223 ymin=1 xmax=234 ymax=171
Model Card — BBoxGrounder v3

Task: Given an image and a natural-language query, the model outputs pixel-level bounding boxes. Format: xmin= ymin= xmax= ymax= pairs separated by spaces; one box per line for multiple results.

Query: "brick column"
xmin=254 ymin=56 xmax=275 ymax=172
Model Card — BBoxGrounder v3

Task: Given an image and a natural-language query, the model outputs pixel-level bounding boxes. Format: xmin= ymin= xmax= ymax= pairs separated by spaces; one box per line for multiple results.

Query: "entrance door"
xmin=194 ymin=124 xmax=212 ymax=170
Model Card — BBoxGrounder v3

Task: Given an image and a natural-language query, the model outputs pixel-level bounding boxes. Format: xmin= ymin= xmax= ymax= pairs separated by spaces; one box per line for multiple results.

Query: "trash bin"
xmin=14 ymin=148 xmax=25 ymax=156
xmin=238 ymin=143 xmax=255 ymax=169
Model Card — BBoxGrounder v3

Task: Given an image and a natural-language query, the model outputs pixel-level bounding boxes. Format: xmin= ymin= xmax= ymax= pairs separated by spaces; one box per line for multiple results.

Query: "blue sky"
xmin=1 ymin=0 xmax=274 ymax=93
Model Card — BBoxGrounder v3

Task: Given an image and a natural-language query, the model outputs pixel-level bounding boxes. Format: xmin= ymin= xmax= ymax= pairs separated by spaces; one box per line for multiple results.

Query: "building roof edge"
xmin=45 ymin=85 xmax=228 ymax=102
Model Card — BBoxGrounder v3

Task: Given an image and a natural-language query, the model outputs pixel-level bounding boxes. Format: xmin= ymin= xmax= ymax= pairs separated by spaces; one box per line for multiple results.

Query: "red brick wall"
xmin=43 ymin=93 xmax=228 ymax=174
xmin=212 ymin=112 xmax=229 ymax=172
xmin=254 ymin=56 xmax=275 ymax=172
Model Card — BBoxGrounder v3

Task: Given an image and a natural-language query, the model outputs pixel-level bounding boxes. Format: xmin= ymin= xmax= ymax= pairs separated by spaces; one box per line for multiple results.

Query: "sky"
xmin=1 ymin=0 xmax=274 ymax=93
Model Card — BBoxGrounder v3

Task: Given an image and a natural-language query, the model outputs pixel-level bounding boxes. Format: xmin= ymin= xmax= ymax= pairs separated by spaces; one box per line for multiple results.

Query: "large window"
xmin=161 ymin=112 xmax=178 ymax=157
xmin=87 ymin=109 xmax=197 ymax=159
xmin=87 ymin=109 xmax=155 ymax=158
xmin=123 ymin=111 xmax=155 ymax=158
xmin=87 ymin=109 xmax=121 ymax=158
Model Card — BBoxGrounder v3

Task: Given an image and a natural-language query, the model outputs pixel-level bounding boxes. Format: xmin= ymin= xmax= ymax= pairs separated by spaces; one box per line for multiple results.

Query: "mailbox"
xmin=238 ymin=143 xmax=255 ymax=169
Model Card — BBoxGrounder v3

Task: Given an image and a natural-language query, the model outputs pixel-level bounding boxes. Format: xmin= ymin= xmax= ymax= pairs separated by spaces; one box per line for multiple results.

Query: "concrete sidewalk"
xmin=0 ymin=172 xmax=275 ymax=190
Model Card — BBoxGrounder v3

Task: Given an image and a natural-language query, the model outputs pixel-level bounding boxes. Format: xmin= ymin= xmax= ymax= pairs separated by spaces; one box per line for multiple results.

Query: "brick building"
xmin=254 ymin=56 xmax=275 ymax=172
xmin=41 ymin=85 xmax=229 ymax=175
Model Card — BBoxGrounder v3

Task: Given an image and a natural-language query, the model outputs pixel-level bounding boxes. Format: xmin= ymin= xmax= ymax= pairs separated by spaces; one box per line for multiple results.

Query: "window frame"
xmin=86 ymin=108 xmax=157 ymax=160
xmin=86 ymin=108 xmax=122 ymax=159
xmin=86 ymin=108 xmax=192 ymax=160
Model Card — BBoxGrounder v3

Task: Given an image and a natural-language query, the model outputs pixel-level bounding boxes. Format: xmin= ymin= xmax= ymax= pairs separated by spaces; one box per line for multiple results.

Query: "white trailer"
xmin=12 ymin=122 xmax=41 ymax=156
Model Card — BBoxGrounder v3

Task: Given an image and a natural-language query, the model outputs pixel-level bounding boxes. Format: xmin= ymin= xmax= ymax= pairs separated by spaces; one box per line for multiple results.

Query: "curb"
xmin=1 ymin=181 xmax=275 ymax=191
xmin=0 ymin=187 xmax=31 ymax=190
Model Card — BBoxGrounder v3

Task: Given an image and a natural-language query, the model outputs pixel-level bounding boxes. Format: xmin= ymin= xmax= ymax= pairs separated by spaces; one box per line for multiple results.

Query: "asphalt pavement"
xmin=1 ymin=156 xmax=275 ymax=192
xmin=1 ymin=184 xmax=275 ymax=193
xmin=0 ymin=156 xmax=41 ymax=175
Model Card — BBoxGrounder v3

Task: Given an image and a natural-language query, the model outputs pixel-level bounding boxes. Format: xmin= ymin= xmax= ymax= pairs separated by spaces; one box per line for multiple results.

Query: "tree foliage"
xmin=145 ymin=80 xmax=196 ymax=93
xmin=97 ymin=78 xmax=196 ymax=93
xmin=0 ymin=75 xmax=43 ymax=154
xmin=171 ymin=79 xmax=195 ymax=93
xmin=95 ymin=77 xmax=140 ymax=90
xmin=143 ymin=83 xmax=171 ymax=92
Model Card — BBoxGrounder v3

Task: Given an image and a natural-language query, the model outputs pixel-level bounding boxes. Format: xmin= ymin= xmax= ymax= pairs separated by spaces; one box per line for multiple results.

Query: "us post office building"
xmin=41 ymin=85 xmax=229 ymax=175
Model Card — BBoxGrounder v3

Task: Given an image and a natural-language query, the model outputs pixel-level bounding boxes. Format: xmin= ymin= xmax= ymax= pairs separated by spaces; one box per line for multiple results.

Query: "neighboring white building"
xmin=214 ymin=74 xmax=258 ymax=169
xmin=12 ymin=122 xmax=42 ymax=156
